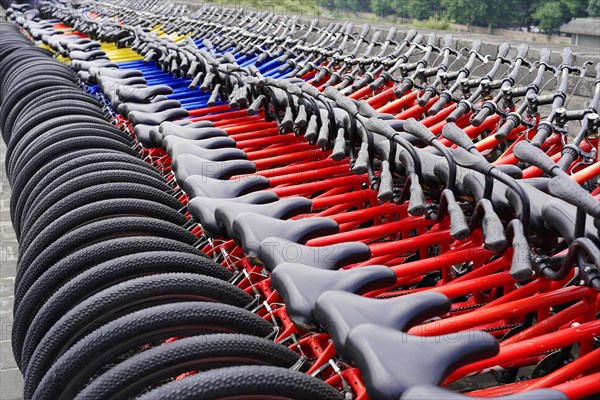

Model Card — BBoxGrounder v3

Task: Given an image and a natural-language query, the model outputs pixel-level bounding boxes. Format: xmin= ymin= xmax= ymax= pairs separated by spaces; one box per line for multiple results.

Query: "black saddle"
xmin=232 ymin=213 xmax=339 ymax=261
xmin=93 ymin=67 xmax=143 ymax=80
xmin=66 ymin=42 xmax=100 ymax=52
xmin=257 ymin=237 xmax=371 ymax=272
xmin=117 ymin=99 xmax=181 ymax=115
xmin=314 ymin=291 xmax=450 ymax=359
xmin=69 ymin=49 xmax=108 ymax=61
xmin=154 ymin=122 xmax=216 ymax=145
xmin=401 ymin=386 xmax=567 ymax=400
xmin=215 ymin=197 xmax=313 ymax=241
xmin=71 ymin=59 xmax=118 ymax=72
xmin=163 ymin=136 xmax=236 ymax=154
xmin=182 ymin=175 xmax=270 ymax=199
xmin=159 ymin=121 xmax=228 ymax=141
xmin=346 ymin=324 xmax=498 ymax=400
xmin=170 ymin=144 xmax=246 ymax=162
xmin=271 ymin=263 xmax=397 ymax=330
xmin=117 ymin=85 xmax=174 ymax=103
xmin=98 ymin=76 xmax=148 ymax=93
xmin=132 ymin=125 xmax=157 ymax=148
xmin=172 ymin=154 xmax=256 ymax=182
xmin=128 ymin=108 xmax=189 ymax=126
xmin=187 ymin=191 xmax=279 ymax=238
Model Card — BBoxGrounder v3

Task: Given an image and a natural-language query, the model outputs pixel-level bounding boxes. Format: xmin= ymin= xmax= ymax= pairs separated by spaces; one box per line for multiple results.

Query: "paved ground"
xmin=0 ymin=138 xmax=23 ymax=400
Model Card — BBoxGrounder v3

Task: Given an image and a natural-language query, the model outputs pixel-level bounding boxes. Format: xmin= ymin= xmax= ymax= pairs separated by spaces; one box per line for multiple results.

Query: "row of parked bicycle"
xmin=3 ymin=0 xmax=600 ymax=399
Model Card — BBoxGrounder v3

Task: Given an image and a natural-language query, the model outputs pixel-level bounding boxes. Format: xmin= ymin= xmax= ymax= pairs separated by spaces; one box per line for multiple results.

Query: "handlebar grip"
xmin=294 ymin=105 xmax=308 ymax=130
xmin=548 ymin=176 xmax=600 ymax=218
xmin=561 ymin=47 xmax=574 ymax=67
xmin=538 ymin=48 xmax=551 ymax=65
xmin=495 ymin=113 xmax=520 ymax=140
xmin=441 ymin=123 xmax=475 ymax=151
xmin=512 ymin=141 xmax=556 ymax=175
xmin=386 ymin=27 xmax=398 ymax=42
xmin=378 ymin=160 xmax=394 ymax=203
xmin=443 ymin=34 xmax=453 ymax=49
xmin=207 ymin=84 xmax=221 ymax=107
xmin=471 ymin=102 xmax=495 ymax=127
xmin=200 ymin=72 xmax=215 ymax=91
xmin=332 ymin=128 xmax=346 ymax=161
xmin=403 ymin=118 xmax=437 ymax=144
xmin=495 ymin=164 xmax=523 ymax=179
xmin=516 ymin=43 xmax=529 ymax=59
xmin=530 ymin=122 xmax=553 ymax=148
xmin=407 ymin=173 xmax=426 ymax=216
xmin=357 ymin=100 xmax=380 ymax=118
xmin=394 ymin=79 xmax=413 ymax=99
xmin=482 ymin=208 xmax=508 ymax=252
xmin=302 ymin=83 xmax=321 ymax=99
xmin=247 ymin=94 xmax=265 ymax=116
xmin=509 ymin=221 xmax=533 ymax=281
xmin=446 ymin=101 xmax=470 ymax=123
xmin=336 ymin=96 xmax=359 ymax=116
xmin=368 ymin=75 xmax=386 ymax=91
xmin=419 ymin=87 xmax=436 ymax=107
xmin=186 ymin=60 xmax=199 ymax=78
xmin=316 ymin=120 xmax=330 ymax=147
xmin=344 ymin=22 xmax=354 ymax=35
xmin=359 ymin=23 xmax=371 ymax=37
xmin=304 ymin=115 xmax=319 ymax=142
xmin=405 ymin=28 xmax=417 ymax=42
xmin=446 ymin=194 xmax=470 ymax=240
xmin=280 ymin=106 xmax=294 ymax=133
xmin=314 ymin=68 xmax=328 ymax=82
xmin=471 ymin=39 xmax=482 ymax=54
xmin=595 ymin=61 xmax=600 ymax=80
xmin=297 ymin=64 xmax=312 ymax=77
xmin=188 ymin=72 xmax=204 ymax=90
xmin=426 ymin=33 xmax=436 ymax=46
xmin=143 ymin=49 xmax=155 ymax=64
xmin=352 ymin=141 xmax=369 ymax=175
xmin=497 ymin=42 xmax=510 ymax=59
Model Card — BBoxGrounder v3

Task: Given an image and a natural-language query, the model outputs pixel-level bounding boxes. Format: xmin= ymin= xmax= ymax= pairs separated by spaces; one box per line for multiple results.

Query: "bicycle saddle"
xmin=182 ymin=175 xmax=270 ymax=199
xmin=118 ymin=99 xmax=181 ymax=115
xmin=66 ymin=42 xmax=100 ymax=52
xmin=215 ymin=197 xmax=313 ymax=241
xmin=132 ymin=125 xmax=157 ymax=148
xmin=257 ymin=237 xmax=371 ymax=272
xmin=163 ymin=136 xmax=236 ymax=154
xmin=69 ymin=49 xmax=108 ymax=61
xmin=170 ymin=144 xmax=246 ymax=162
xmin=172 ymin=154 xmax=256 ymax=182
xmin=159 ymin=121 xmax=228 ymax=141
xmin=128 ymin=108 xmax=189 ymax=126
xmin=347 ymin=324 xmax=498 ymax=400
xmin=117 ymin=85 xmax=174 ymax=103
xmin=314 ymin=291 xmax=450 ymax=360
xmin=92 ymin=67 xmax=143 ymax=80
xmin=71 ymin=59 xmax=118 ymax=72
xmin=401 ymin=386 xmax=567 ymax=400
xmin=232 ymin=213 xmax=339 ymax=261
xmin=98 ymin=76 xmax=148 ymax=92
xmin=156 ymin=123 xmax=217 ymax=145
xmin=187 ymin=191 xmax=278 ymax=237
xmin=271 ymin=263 xmax=397 ymax=330
xmin=541 ymin=200 xmax=599 ymax=244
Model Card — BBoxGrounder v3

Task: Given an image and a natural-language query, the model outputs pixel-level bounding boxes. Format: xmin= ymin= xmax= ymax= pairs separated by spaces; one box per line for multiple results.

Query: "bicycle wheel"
xmin=32 ymin=303 xmax=274 ymax=400
xmin=73 ymin=334 xmax=301 ymax=400
xmin=22 ymin=274 xmax=253 ymax=388
xmin=135 ymin=365 xmax=344 ymax=400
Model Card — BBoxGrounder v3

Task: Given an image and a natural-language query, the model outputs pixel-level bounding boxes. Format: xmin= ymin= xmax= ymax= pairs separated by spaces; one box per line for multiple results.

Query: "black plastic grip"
xmin=405 ymin=28 xmax=418 ymax=42
xmin=471 ymin=102 xmax=495 ymax=127
xmin=304 ymin=115 xmax=319 ymax=142
xmin=367 ymin=75 xmax=385 ymax=91
xmin=443 ymin=34 xmax=453 ymax=49
xmin=378 ymin=160 xmax=394 ymax=202
xmin=446 ymin=101 xmax=471 ymax=123
xmin=143 ymin=49 xmax=156 ymax=64
xmin=394 ymin=79 xmax=413 ymax=99
xmin=495 ymin=113 xmax=520 ymax=140
xmin=357 ymin=100 xmax=380 ymax=118
xmin=281 ymin=106 xmax=295 ymax=132
xmin=548 ymin=176 xmax=600 ymax=218
xmin=314 ymin=68 xmax=328 ymax=82
xmin=359 ymin=23 xmax=371 ymax=37
xmin=294 ymin=105 xmax=308 ymax=130
xmin=207 ymin=84 xmax=221 ymax=107
xmin=247 ymin=94 xmax=265 ymax=116
xmin=481 ymin=206 xmax=508 ymax=252
xmin=516 ymin=43 xmax=529 ymax=59
xmin=407 ymin=173 xmax=426 ymax=216
xmin=561 ymin=47 xmax=574 ymax=67
xmin=426 ymin=33 xmax=436 ymax=46
xmin=336 ymin=96 xmax=359 ymax=116
xmin=302 ymin=83 xmax=321 ymax=99
xmin=509 ymin=220 xmax=533 ymax=281
xmin=445 ymin=191 xmax=470 ymax=240
xmin=316 ymin=121 xmax=330 ymax=147
xmin=366 ymin=117 xmax=397 ymax=139
xmin=332 ymin=128 xmax=346 ymax=161
xmin=530 ymin=122 xmax=553 ymax=148
xmin=441 ymin=123 xmax=475 ymax=151
xmin=403 ymin=118 xmax=437 ymax=144
xmin=352 ymin=142 xmax=369 ymax=175
xmin=418 ymin=87 xmax=436 ymax=107
xmin=427 ymin=91 xmax=449 ymax=114
xmin=471 ymin=39 xmax=482 ymax=54
xmin=200 ymin=72 xmax=215 ymax=91
xmin=538 ymin=47 xmax=551 ymax=65
xmin=512 ymin=141 xmax=556 ymax=175
xmin=386 ymin=27 xmax=398 ymax=42
xmin=497 ymin=42 xmax=510 ymax=59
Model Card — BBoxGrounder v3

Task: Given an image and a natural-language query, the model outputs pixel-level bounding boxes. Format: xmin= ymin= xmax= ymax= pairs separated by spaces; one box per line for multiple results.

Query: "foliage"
xmin=411 ymin=15 xmax=453 ymax=30
xmin=587 ymin=0 xmax=600 ymax=17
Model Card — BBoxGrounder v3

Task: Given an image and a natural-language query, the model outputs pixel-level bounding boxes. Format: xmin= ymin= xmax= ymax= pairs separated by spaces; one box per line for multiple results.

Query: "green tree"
xmin=441 ymin=0 xmax=486 ymax=26
xmin=371 ymin=0 xmax=392 ymax=18
xmin=588 ymin=0 xmax=600 ymax=16
xmin=533 ymin=0 xmax=587 ymax=33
